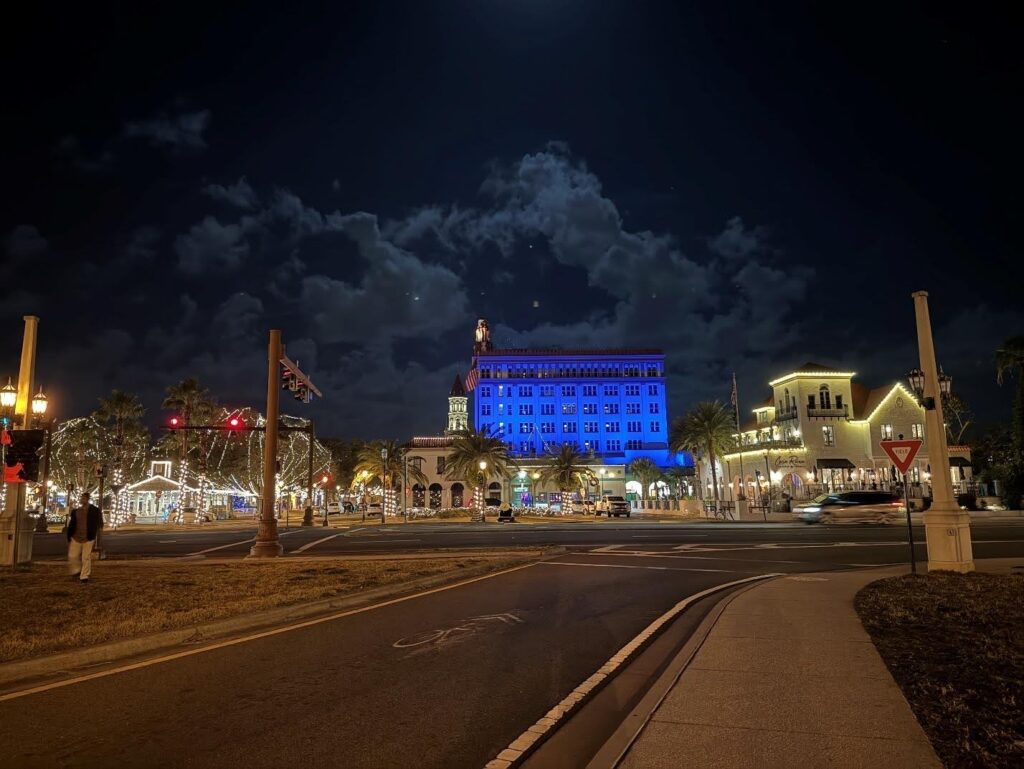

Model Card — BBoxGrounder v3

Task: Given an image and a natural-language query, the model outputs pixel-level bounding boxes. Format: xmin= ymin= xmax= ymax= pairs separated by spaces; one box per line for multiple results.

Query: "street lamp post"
xmin=598 ymin=467 xmax=607 ymax=499
xmin=31 ymin=389 xmax=51 ymax=532
xmin=910 ymin=291 xmax=973 ymax=572
xmin=478 ymin=460 xmax=487 ymax=519
xmin=381 ymin=447 xmax=388 ymax=526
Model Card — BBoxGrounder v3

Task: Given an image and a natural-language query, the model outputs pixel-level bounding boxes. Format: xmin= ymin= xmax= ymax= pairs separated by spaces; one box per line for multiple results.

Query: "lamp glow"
xmin=0 ymin=378 xmax=16 ymax=409
xmin=31 ymin=387 xmax=48 ymax=416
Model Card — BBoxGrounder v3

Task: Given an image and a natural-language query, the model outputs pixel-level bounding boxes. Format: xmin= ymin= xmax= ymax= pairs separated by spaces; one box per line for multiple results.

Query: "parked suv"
xmin=793 ymin=491 xmax=904 ymax=524
xmin=595 ymin=495 xmax=631 ymax=518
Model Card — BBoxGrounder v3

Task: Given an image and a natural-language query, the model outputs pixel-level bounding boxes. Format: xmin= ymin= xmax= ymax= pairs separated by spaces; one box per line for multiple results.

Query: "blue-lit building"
xmin=465 ymin=324 xmax=676 ymax=467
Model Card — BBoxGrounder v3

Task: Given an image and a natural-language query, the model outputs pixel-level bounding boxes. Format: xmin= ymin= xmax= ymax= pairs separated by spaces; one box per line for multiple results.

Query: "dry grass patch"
xmin=856 ymin=572 xmax=1024 ymax=769
xmin=0 ymin=555 xmax=528 ymax=663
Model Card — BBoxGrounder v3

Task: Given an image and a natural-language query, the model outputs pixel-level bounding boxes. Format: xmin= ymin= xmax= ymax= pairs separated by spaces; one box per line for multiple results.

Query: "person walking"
xmin=67 ymin=491 xmax=104 ymax=583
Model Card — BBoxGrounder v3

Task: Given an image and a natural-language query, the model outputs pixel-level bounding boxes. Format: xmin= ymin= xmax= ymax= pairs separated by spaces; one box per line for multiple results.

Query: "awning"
xmin=816 ymin=458 xmax=855 ymax=469
xmin=948 ymin=457 xmax=971 ymax=468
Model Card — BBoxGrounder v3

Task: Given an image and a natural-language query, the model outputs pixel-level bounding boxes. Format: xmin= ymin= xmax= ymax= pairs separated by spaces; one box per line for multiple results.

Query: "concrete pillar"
xmin=912 ymin=291 xmax=973 ymax=572
xmin=251 ymin=330 xmax=283 ymax=557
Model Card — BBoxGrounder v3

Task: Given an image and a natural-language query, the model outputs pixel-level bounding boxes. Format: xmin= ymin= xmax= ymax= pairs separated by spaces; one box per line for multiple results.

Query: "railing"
xmin=737 ymin=437 xmax=804 ymax=450
xmin=775 ymin=407 xmax=799 ymax=421
xmin=806 ymin=405 xmax=849 ymax=419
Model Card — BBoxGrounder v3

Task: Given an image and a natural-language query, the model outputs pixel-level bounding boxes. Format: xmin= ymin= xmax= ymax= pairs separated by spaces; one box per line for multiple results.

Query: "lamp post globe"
xmin=907 ymin=368 xmax=925 ymax=396
xmin=0 ymin=378 xmax=16 ymax=410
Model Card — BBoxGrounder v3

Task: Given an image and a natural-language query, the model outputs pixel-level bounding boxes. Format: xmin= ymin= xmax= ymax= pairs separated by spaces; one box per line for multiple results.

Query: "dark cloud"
xmin=174 ymin=216 xmax=251 ymax=273
xmin=6 ymin=225 xmax=47 ymax=258
xmin=123 ymin=109 xmax=211 ymax=151
xmin=203 ymin=177 xmax=258 ymax=209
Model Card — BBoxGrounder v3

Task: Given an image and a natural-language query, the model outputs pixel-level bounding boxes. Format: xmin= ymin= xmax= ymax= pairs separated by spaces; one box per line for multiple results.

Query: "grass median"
xmin=856 ymin=572 xmax=1024 ymax=769
xmin=0 ymin=552 xmax=542 ymax=664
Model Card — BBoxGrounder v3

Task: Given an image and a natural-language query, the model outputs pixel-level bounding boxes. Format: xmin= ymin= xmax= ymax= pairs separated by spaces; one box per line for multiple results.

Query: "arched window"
xmin=819 ymin=384 xmax=831 ymax=409
xmin=412 ymin=484 xmax=426 ymax=507
xmin=450 ymin=483 xmax=464 ymax=509
xmin=487 ymin=482 xmax=502 ymax=500
xmin=428 ymin=483 xmax=442 ymax=509
xmin=784 ymin=388 xmax=791 ymax=411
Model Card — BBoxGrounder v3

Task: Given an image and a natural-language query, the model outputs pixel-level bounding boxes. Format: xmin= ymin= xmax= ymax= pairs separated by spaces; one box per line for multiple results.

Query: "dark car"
xmin=793 ymin=491 xmax=904 ymax=524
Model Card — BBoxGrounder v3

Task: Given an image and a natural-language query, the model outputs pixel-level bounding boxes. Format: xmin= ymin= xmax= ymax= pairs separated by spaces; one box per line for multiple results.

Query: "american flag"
xmin=464 ymin=367 xmax=479 ymax=392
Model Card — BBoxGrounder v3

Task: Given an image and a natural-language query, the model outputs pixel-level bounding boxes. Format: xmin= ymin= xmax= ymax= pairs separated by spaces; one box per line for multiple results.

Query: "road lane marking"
xmin=184 ymin=529 xmax=302 ymax=556
xmin=291 ymin=532 xmax=346 ymax=553
xmin=582 ymin=551 xmax=806 ymax=564
xmin=393 ymin=612 xmax=525 ymax=649
xmin=0 ymin=561 xmax=541 ymax=703
xmin=541 ymin=561 xmax=732 ymax=573
xmin=483 ymin=572 xmax=781 ymax=768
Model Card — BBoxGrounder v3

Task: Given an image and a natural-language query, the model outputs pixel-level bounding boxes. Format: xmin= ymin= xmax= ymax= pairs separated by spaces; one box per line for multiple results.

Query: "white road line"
xmin=483 ymin=572 xmax=781 ymax=768
xmin=592 ymin=545 xmax=624 ymax=553
xmin=0 ymin=561 xmax=541 ymax=703
xmin=582 ymin=551 xmax=805 ymax=564
xmin=341 ymin=539 xmax=420 ymax=545
xmin=541 ymin=561 xmax=732 ymax=573
xmin=291 ymin=532 xmax=346 ymax=553
xmin=184 ymin=529 xmax=301 ymax=556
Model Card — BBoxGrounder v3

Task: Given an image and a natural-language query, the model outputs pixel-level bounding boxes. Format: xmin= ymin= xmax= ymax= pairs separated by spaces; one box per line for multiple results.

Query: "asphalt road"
xmin=6 ymin=521 xmax=1024 ymax=769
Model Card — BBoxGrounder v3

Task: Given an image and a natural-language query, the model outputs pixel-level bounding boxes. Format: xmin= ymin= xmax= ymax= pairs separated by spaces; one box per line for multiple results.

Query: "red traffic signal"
xmin=169 ymin=416 xmax=181 ymax=428
xmin=227 ymin=415 xmax=243 ymax=429
xmin=320 ymin=473 xmax=331 ymax=485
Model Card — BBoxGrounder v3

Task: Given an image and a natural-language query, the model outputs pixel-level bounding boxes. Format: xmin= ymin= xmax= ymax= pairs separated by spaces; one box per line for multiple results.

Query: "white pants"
xmin=68 ymin=539 xmax=95 ymax=580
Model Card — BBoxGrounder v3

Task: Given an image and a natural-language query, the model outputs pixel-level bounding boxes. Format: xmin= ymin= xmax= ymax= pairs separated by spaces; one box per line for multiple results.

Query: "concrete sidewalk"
xmin=616 ymin=567 xmax=942 ymax=769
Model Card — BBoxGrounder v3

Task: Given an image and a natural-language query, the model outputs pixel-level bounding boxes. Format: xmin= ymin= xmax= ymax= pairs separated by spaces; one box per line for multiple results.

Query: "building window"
xmin=604 ymin=421 xmax=620 ymax=432
xmin=584 ymin=421 xmax=598 ymax=433
xmin=625 ymin=385 xmax=640 ymax=397
xmin=519 ymin=441 xmax=531 ymax=453
xmin=626 ymin=439 xmax=643 ymax=450
xmin=584 ymin=440 xmax=600 ymax=452
xmin=561 ymin=385 xmax=576 ymax=397
xmin=602 ymin=385 xmax=616 ymax=397
xmin=647 ymin=384 xmax=658 ymax=396
xmin=881 ymin=424 xmax=894 ymax=440
xmin=540 ymin=385 xmax=555 ymax=397
xmin=626 ymin=402 xmax=641 ymax=414
xmin=481 ymin=405 xmax=492 ymax=416
xmin=562 ymin=403 xmax=577 ymax=414
xmin=649 ymin=403 xmax=659 ymax=414
xmin=835 ymin=394 xmax=843 ymax=409
xmin=518 ymin=404 xmax=533 ymax=415
xmin=519 ymin=424 xmax=532 ymax=433
xmin=627 ymin=421 xmax=642 ymax=432
xmin=498 ymin=403 xmax=504 ymax=413
xmin=436 ymin=456 xmax=445 ymax=475
xmin=604 ymin=403 xmax=620 ymax=414
xmin=562 ymin=422 xmax=578 ymax=433
xmin=583 ymin=403 xmax=598 ymax=414
xmin=582 ymin=385 xmax=597 ymax=397
xmin=649 ymin=421 xmax=660 ymax=433
xmin=819 ymin=384 xmax=831 ymax=409
xmin=479 ymin=386 xmax=491 ymax=398
xmin=607 ymin=439 xmax=622 ymax=451
xmin=912 ymin=423 xmax=923 ymax=438
xmin=540 ymin=422 xmax=555 ymax=434
xmin=518 ymin=386 xmax=533 ymax=397
xmin=541 ymin=404 xmax=555 ymax=415
xmin=497 ymin=384 xmax=504 ymax=396
xmin=822 ymin=425 xmax=835 ymax=447
xmin=808 ymin=394 xmax=816 ymax=409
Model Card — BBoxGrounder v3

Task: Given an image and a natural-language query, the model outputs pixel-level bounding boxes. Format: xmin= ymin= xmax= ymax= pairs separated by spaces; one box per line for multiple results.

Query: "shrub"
xmin=956 ymin=492 xmax=979 ymax=511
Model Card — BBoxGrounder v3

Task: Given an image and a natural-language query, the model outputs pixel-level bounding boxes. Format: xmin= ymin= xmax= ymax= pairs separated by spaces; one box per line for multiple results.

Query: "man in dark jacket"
xmin=66 ymin=492 xmax=104 ymax=583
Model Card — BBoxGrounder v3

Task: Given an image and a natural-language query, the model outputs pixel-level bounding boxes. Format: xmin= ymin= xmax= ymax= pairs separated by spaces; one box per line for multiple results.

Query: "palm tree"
xmin=94 ymin=390 xmax=147 ymax=525
xmin=670 ymin=400 xmax=738 ymax=506
xmin=995 ymin=336 xmax=1024 ymax=455
xmin=162 ymin=378 xmax=215 ymax=516
xmin=627 ymin=457 xmax=663 ymax=501
xmin=539 ymin=443 xmax=595 ymax=510
xmin=352 ymin=440 xmax=428 ymax=514
xmin=445 ymin=429 xmax=514 ymax=511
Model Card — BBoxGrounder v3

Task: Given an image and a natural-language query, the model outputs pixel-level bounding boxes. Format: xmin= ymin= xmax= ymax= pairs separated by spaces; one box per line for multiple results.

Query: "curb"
xmin=0 ymin=549 xmax=561 ymax=690
xmin=484 ymin=572 xmax=781 ymax=769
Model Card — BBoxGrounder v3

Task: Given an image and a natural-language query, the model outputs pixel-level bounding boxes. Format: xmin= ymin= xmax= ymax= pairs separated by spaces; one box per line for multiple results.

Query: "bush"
xmin=436 ymin=508 xmax=473 ymax=519
xmin=957 ymin=492 xmax=979 ymax=511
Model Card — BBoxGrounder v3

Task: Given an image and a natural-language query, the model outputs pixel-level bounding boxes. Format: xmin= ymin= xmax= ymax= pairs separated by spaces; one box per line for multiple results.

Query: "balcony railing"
xmin=806 ymin=405 xmax=849 ymax=419
xmin=775 ymin=407 xmax=799 ymax=421
xmin=738 ymin=436 xmax=804 ymax=450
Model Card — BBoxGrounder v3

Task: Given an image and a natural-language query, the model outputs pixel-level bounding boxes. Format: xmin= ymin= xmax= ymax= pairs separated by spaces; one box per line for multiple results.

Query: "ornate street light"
xmin=0 ymin=378 xmax=17 ymax=411
xmin=938 ymin=367 xmax=952 ymax=398
xmin=31 ymin=387 xmax=48 ymax=418
xmin=907 ymin=368 xmax=925 ymax=396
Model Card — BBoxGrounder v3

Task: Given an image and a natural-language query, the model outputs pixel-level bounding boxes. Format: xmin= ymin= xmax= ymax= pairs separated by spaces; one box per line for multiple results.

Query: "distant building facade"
xmin=705 ymin=363 xmax=972 ymax=501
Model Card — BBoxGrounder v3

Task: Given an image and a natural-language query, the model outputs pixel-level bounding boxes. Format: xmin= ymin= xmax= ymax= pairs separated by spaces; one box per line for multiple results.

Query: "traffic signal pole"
xmin=2 ymin=316 xmax=39 ymax=566
xmin=251 ymin=330 xmax=284 ymax=557
xmin=302 ymin=420 xmax=315 ymax=526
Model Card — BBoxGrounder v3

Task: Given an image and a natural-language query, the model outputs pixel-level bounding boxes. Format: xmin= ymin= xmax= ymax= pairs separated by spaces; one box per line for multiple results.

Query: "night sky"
xmin=2 ymin=2 xmax=1021 ymax=438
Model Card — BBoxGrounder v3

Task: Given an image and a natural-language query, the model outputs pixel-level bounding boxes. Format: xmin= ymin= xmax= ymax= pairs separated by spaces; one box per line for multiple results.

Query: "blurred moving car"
xmin=569 ymin=500 xmax=595 ymax=514
xmin=793 ymin=491 xmax=904 ymax=524
xmin=326 ymin=502 xmax=341 ymax=514
xmin=365 ymin=502 xmax=384 ymax=518
xmin=595 ymin=495 xmax=631 ymax=518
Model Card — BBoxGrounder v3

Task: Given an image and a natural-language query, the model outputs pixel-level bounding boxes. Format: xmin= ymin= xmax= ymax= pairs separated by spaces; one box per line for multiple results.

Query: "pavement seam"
xmin=482 ymin=572 xmax=781 ymax=769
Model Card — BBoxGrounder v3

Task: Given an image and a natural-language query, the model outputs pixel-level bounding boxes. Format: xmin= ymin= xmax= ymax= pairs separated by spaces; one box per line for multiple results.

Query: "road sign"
xmin=880 ymin=439 xmax=923 ymax=475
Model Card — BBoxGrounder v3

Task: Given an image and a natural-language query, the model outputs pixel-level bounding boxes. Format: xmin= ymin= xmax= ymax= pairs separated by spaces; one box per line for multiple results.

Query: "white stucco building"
xmin=703 ymin=363 xmax=972 ymax=502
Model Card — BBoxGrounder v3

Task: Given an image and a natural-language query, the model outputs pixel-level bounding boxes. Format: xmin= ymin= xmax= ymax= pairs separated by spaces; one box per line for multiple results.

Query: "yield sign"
xmin=880 ymin=439 xmax=923 ymax=475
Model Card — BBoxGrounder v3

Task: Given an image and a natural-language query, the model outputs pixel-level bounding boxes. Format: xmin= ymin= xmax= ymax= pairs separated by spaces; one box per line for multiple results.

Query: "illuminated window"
xmin=604 ymin=421 xmax=620 ymax=432
xmin=604 ymin=403 xmax=619 ymax=414
xmin=584 ymin=422 xmax=598 ymax=433
xmin=519 ymin=441 xmax=531 ymax=453
xmin=518 ymin=404 xmax=533 ymax=415
xmin=912 ymin=423 xmax=923 ymax=438
xmin=519 ymin=424 xmax=532 ymax=433
xmin=822 ymin=425 xmax=835 ymax=446
xmin=881 ymin=424 xmax=894 ymax=440
xmin=562 ymin=403 xmax=577 ymax=415
xmin=583 ymin=403 xmax=598 ymax=414
xmin=562 ymin=422 xmax=578 ymax=433
xmin=540 ymin=422 xmax=555 ymax=434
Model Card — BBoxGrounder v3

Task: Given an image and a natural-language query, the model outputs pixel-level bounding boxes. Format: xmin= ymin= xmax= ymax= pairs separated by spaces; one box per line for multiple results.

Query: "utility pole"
xmin=302 ymin=420 xmax=315 ymax=526
xmin=251 ymin=330 xmax=284 ymax=557
xmin=2 ymin=316 xmax=39 ymax=566
xmin=912 ymin=291 xmax=974 ymax=572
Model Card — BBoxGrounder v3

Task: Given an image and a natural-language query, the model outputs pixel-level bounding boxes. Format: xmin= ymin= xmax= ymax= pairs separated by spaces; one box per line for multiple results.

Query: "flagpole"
xmin=733 ymin=372 xmax=745 ymax=500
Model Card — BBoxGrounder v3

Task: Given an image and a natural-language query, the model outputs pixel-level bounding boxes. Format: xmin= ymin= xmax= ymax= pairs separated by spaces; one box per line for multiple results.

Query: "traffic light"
xmin=281 ymin=366 xmax=296 ymax=391
xmin=4 ymin=429 xmax=45 ymax=482
xmin=226 ymin=415 xmax=243 ymax=430
xmin=168 ymin=416 xmax=181 ymax=429
xmin=293 ymin=382 xmax=308 ymax=402
xmin=320 ymin=473 xmax=331 ymax=486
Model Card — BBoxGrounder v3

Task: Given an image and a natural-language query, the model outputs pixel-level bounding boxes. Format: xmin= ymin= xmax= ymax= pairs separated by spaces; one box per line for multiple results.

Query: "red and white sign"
xmin=880 ymin=439 xmax=923 ymax=475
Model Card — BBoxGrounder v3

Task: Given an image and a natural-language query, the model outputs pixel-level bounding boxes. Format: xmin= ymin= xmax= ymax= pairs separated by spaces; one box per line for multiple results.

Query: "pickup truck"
xmin=595 ymin=495 xmax=630 ymax=518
